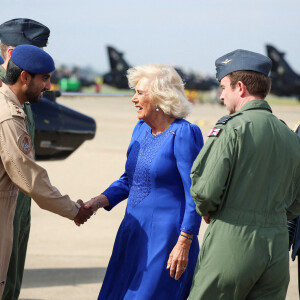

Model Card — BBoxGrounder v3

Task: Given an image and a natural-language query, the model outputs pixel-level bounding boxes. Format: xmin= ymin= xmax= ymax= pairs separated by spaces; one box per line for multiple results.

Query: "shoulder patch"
xmin=208 ymin=128 xmax=222 ymax=137
xmin=17 ymin=133 xmax=33 ymax=154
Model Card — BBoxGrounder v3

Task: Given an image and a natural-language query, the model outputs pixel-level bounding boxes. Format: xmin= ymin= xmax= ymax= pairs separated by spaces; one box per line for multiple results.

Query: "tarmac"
xmin=19 ymin=95 xmax=300 ymax=300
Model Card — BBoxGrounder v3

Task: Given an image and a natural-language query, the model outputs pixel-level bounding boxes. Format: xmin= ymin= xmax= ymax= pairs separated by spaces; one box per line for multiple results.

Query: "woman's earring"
xmin=155 ymin=105 xmax=159 ymax=112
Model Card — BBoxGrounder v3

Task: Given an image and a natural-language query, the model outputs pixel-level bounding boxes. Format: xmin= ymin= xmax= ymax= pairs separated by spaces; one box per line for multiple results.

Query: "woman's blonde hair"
xmin=127 ymin=64 xmax=191 ymax=118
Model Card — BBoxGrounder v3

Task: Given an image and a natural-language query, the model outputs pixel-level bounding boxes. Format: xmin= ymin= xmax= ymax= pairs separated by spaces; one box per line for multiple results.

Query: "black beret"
xmin=215 ymin=49 xmax=272 ymax=81
xmin=0 ymin=18 xmax=50 ymax=47
xmin=11 ymin=45 xmax=55 ymax=74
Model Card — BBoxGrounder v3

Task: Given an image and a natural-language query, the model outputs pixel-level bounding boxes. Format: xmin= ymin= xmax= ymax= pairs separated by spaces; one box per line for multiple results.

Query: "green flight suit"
xmin=0 ymin=70 xmax=35 ymax=300
xmin=189 ymin=100 xmax=300 ymax=300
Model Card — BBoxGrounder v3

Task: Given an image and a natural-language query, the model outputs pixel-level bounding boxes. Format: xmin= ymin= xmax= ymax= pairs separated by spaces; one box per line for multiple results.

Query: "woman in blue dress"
xmin=85 ymin=64 xmax=204 ymax=300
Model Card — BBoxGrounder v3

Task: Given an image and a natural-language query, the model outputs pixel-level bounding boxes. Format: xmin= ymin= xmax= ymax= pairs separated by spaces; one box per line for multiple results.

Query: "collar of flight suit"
xmin=238 ymin=99 xmax=272 ymax=114
xmin=0 ymin=83 xmax=26 ymax=120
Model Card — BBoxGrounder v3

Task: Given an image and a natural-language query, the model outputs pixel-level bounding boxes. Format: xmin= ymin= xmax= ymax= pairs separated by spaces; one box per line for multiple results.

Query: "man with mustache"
xmin=0 ymin=45 xmax=92 ymax=299
xmin=0 ymin=18 xmax=50 ymax=300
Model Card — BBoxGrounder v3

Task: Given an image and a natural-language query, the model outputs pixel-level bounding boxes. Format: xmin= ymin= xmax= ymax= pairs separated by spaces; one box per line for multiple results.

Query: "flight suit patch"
xmin=17 ymin=133 xmax=32 ymax=154
xmin=208 ymin=128 xmax=222 ymax=137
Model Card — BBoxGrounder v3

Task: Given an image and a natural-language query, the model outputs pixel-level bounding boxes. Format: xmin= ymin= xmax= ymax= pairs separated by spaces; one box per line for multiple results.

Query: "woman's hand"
xmin=84 ymin=194 xmax=110 ymax=213
xmin=166 ymin=232 xmax=193 ymax=280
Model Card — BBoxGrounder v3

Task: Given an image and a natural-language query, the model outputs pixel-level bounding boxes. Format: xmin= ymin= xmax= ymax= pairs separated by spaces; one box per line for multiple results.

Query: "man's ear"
xmin=7 ymin=47 xmax=14 ymax=59
xmin=19 ymin=71 xmax=32 ymax=85
xmin=237 ymin=81 xmax=247 ymax=97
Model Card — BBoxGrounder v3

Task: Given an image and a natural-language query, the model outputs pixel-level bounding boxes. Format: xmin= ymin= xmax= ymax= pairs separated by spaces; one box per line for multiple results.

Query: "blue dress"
xmin=99 ymin=119 xmax=203 ymax=300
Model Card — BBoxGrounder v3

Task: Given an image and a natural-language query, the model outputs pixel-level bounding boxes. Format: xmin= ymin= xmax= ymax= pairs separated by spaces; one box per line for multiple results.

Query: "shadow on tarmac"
xmin=22 ymin=267 xmax=106 ymax=288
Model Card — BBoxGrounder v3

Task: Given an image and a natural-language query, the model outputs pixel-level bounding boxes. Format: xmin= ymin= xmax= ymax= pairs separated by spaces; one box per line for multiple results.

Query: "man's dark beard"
xmin=25 ymin=80 xmax=43 ymax=103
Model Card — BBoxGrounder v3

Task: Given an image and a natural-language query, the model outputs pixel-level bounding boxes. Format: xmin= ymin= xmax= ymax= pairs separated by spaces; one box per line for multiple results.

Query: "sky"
xmin=2 ymin=0 xmax=300 ymax=76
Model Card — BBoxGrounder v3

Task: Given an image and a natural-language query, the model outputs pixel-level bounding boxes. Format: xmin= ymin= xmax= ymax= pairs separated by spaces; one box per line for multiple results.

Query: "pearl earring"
xmin=155 ymin=105 xmax=159 ymax=112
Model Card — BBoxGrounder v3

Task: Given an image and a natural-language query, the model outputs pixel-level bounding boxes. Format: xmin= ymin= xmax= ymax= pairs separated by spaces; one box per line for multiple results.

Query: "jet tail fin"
xmin=266 ymin=44 xmax=298 ymax=77
xmin=103 ymin=46 xmax=131 ymax=89
xmin=107 ymin=46 xmax=131 ymax=73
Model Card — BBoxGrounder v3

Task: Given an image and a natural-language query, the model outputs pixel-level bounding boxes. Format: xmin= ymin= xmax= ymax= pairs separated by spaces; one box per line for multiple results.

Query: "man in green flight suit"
xmin=189 ymin=49 xmax=300 ymax=300
xmin=0 ymin=18 xmax=50 ymax=300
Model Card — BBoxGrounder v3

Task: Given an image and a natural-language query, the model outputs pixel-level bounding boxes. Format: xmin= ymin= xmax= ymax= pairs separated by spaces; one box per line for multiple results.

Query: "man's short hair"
xmin=0 ymin=42 xmax=9 ymax=60
xmin=5 ymin=59 xmax=24 ymax=84
xmin=228 ymin=70 xmax=271 ymax=99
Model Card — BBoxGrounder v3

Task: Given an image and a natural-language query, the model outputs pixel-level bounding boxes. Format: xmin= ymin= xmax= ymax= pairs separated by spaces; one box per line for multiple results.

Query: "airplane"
xmin=266 ymin=44 xmax=300 ymax=99
xmin=103 ymin=46 xmax=218 ymax=91
xmin=103 ymin=46 xmax=130 ymax=89
xmin=31 ymin=90 xmax=96 ymax=160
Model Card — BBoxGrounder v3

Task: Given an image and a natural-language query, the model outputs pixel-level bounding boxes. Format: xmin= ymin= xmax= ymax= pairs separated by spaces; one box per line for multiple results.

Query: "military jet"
xmin=31 ymin=91 xmax=96 ymax=160
xmin=103 ymin=46 xmax=218 ymax=91
xmin=266 ymin=44 xmax=300 ymax=99
xmin=103 ymin=46 xmax=130 ymax=89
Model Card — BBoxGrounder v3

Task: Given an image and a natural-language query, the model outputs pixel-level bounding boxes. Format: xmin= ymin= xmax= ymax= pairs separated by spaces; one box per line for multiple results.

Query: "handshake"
xmin=73 ymin=195 xmax=108 ymax=226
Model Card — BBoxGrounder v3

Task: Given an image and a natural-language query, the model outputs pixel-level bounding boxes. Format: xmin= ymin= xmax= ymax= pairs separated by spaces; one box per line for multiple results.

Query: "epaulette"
xmin=0 ymin=98 xmax=11 ymax=123
xmin=216 ymin=113 xmax=241 ymax=125
xmin=0 ymin=98 xmax=24 ymax=123
xmin=9 ymin=100 xmax=26 ymax=119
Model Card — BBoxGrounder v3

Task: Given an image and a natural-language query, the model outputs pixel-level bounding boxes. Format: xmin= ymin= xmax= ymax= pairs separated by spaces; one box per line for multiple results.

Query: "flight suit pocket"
xmin=199 ymin=230 xmax=211 ymax=262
